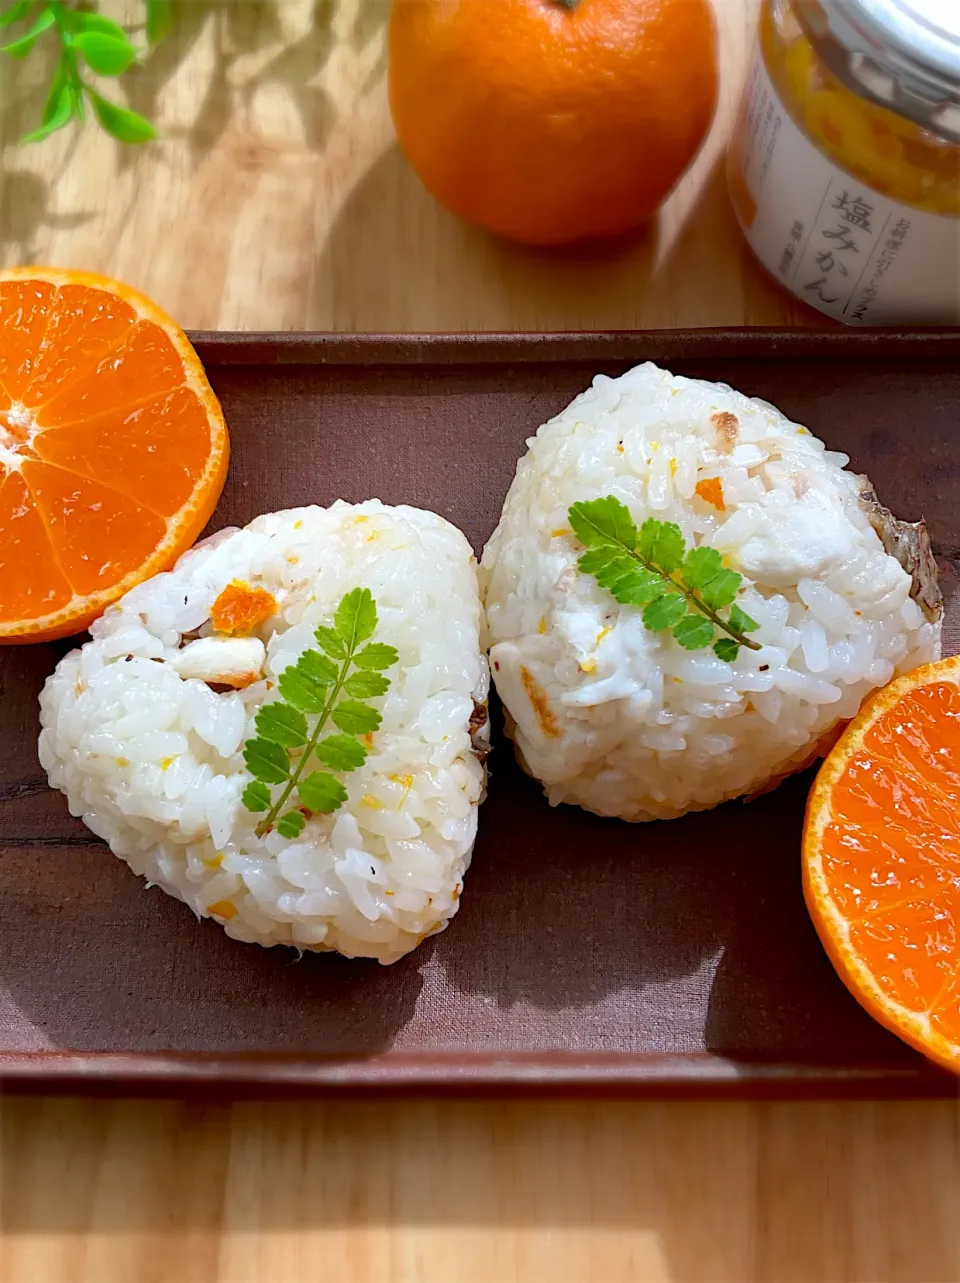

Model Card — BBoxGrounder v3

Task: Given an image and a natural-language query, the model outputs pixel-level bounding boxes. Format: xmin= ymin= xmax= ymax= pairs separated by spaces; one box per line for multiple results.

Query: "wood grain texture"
xmin=0 ymin=2 xmax=956 ymax=1281
xmin=1 ymin=1098 xmax=958 ymax=1283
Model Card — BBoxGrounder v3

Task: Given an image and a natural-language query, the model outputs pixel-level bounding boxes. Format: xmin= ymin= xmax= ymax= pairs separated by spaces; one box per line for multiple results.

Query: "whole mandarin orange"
xmin=388 ymin=0 xmax=719 ymax=246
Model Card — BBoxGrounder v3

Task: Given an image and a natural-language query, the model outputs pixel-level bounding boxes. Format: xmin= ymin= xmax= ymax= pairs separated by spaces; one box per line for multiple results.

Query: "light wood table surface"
xmin=0 ymin=3 xmax=957 ymax=1281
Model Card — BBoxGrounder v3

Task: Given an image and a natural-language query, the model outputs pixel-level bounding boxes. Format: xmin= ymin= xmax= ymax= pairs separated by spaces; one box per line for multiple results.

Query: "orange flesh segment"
xmin=35 ymin=321 xmax=187 ymax=428
xmin=818 ymin=680 xmax=960 ymax=1042
xmin=211 ymin=582 xmax=278 ymax=635
xmin=22 ymin=284 xmax=138 ymax=409
xmin=0 ymin=270 xmax=228 ymax=641
xmin=0 ymin=280 xmax=57 ymax=407
xmin=20 ymin=459 xmax=167 ymax=596
xmin=0 ymin=472 xmax=73 ymax=618
xmin=35 ymin=388 xmax=216 ymax=517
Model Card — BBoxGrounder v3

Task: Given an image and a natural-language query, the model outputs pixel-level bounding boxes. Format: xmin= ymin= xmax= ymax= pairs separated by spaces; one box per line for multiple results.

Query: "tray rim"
xmin=185 ymin=327 xmax=960 ymax=366
xmin=6 ymin=326 xmax=960 ymax=1098
xmin=1 ymin=1051 xmax=955 ymax=1100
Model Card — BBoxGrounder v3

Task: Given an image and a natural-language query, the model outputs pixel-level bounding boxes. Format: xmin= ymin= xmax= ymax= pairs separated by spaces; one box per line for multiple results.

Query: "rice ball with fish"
xmin=481 ymin=363 xmax=941 ymax=822
xmin=39 ymin=502 xmax=489 ymax=963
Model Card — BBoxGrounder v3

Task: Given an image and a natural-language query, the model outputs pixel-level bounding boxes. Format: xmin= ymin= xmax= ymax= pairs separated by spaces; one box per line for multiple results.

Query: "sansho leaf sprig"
xmin=568 ymin=496 xmax=761 ymax=661
xmin=241 ymin=588 xmax=399 ymax=839
xmin=0 ymin=0 xmax=169 ymax=145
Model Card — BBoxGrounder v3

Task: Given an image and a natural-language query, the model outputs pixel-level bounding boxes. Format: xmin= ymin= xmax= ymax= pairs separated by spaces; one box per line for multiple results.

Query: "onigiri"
xmin=481 ymin=363 xmax=941 ymax=822
xmin=39 ymin=502 xmax=489 ymax=963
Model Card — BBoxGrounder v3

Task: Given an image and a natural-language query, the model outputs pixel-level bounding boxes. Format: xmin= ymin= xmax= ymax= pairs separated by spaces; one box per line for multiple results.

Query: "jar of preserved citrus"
xmin=728 ymin=0 xmax=960 ymax=324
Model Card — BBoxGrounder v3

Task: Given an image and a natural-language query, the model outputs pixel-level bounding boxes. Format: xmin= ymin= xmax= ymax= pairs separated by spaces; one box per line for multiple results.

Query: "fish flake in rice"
xmin=481 ymin=363 xmax=941 ymax=822
xmin=39 ymin=502 xmax=489 ymax=963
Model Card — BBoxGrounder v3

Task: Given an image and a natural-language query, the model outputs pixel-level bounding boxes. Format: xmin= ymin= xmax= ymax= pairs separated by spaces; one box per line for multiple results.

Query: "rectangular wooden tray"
xmin=3 ymin=330 xmax=959 ymax=1098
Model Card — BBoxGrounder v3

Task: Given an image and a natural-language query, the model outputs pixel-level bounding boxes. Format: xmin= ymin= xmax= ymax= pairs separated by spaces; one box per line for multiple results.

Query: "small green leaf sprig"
xmin=241 ymin=588 xmax=398 ymax=840
xmin=568 ymin=496 xmax=761 ymax=662
xmin=1 ymin=0 xmax=170 ymax=144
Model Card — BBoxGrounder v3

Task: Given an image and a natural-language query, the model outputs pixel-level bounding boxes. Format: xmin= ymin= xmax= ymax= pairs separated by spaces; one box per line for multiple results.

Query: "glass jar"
xmin=728 ymin=0 xmax=960 ymax=324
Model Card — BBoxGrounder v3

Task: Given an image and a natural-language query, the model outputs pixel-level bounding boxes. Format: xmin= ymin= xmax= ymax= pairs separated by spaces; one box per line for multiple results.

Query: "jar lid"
xmin=798 ymin=0 xmax=960 ymax=141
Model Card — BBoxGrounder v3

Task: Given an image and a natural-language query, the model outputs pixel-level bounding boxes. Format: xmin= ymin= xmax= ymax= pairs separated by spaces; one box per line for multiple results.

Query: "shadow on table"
xmin=310 ymin=141 xmax=660 ymax=332
xmin=2 ymin=1093 xmax=956 ymax=1283
xmin=0 ymin=47 xmax=94 ymax=262
xmin=0 ymin=166 xmax=94 ymax=266
xmin=1 ymin=0 xmax=388 ymax=185
xmin=120 ymin=0 xmax=367 ymax=164
xmin=310 ymin=146 xmax=805 ymax=332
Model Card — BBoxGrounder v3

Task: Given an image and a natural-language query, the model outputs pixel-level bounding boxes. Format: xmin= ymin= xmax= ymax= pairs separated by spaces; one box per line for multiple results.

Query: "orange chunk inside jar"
xmin=761 ymin=2 xmax=960 ymax=217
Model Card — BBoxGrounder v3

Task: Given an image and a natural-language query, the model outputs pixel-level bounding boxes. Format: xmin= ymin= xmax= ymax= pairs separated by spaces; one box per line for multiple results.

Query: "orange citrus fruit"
xmin=388 ymin=0 xmax=718 ymax=246
xmin=803 ymin=657 xmax=960 ymax=1074
xmin=0 ymin=268 xmax=229 ymax=643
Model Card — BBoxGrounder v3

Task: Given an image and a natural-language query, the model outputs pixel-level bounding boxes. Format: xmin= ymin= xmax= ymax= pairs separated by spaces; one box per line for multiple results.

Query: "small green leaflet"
xmin=637 ymin=518 xmax=685 ymax=574
xmin=568 ymin=496 xmax=761 ymax=661
xmin=22 ymin=83 xmax=72 ymax=144
xmin=642 ymin=592 xmax=687 ymax=632
xmin=0 ymin=3 xmax=32 ymax=30
xmin=243 ymin=738 xmax=289 ymax=785
xmin=332 ymin=700 xmax=381 ymax=736
xmin=354 ymin=643 xmax=399 ymax=671
xmin=145 ymin=0 xmax=173 ymax=44
xmin=277 ymin=659 xmax=333 ymax=714
xmin=2 ymin=1 xmax=167 ymax=145
xmin=299 ymin=772 xmax=349 ymax=814
xmin=729 ymin=603 xmax=760 ymax=637
xmin=344 ymin=671 xmax=390 ymax=698
xmin=569 ymin=495 xmax=638 ymax=549
xmin=69 ymin=13 xmax=132 ymax=38
xmin=336 ymin=587 xmax=377 ymax=649
xmin=314 ymin=625 xmax=346 ymax=660
xmin=682 ymin=546 xmax=741 ymax=610
xmin=1 ymin=7 xmax=53 ymax=57
xmin=671 ymin=614 xmax=716 ymax=651
xmin=713 ymin=638 xmax=741 ymax=663
xmin=88 ymin=90 xmax=158 ymax=144
xmin=255 ymin=703 xmax=308 ymax=748
xmin=242 ymin=590 xmax=397 ymax=836
xmin=241 ymin=781 xmax=272 ymax=813
xmin=316 ymin=734 xmax=367 ymax=773
xmin=277 ymin=810 xmax=306 ymax=840
xmin=74 ymin=31 xmax=137 ymax=77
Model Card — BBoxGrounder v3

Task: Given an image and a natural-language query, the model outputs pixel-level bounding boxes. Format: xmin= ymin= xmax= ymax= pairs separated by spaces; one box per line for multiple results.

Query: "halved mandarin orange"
xmin=803 ymin=656 xmax=960 ymax=1074
xmin=0 ymin=268 xmax=228 ymax=642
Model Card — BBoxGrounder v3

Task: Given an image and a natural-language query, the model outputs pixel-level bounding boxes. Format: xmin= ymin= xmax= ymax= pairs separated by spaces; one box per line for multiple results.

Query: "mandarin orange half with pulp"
xmin=803 ymin=656 xmax=960 ymax=1074
xmin=0 ymin=269 xmax=228 ymax=642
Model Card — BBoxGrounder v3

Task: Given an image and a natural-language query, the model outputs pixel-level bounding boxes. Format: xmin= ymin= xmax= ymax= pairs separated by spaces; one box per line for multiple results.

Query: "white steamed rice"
xmin=39 ymin=502 xmax=488 ymax=963
xmin=481 ymin=362 xmax=940 ymax=821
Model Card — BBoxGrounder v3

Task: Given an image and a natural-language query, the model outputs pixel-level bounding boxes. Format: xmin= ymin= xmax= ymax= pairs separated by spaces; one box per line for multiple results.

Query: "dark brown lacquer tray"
xmin=3 ymin=331 xmax=960 ymax=1099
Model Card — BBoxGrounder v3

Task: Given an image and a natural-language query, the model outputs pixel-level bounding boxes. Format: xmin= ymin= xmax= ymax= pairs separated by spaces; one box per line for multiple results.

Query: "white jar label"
xmin=729 ymin=47 xmax=960 ymax=325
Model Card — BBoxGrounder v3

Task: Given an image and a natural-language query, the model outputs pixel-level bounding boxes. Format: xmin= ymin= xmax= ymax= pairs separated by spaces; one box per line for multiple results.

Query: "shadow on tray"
xmin=0 ymin=642 xmax=424 ymax=1056
xmin=443 ymin=749 xmax=931 ymax=1071
xmin=0 ymin=655 xmax=930 ymax=1072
